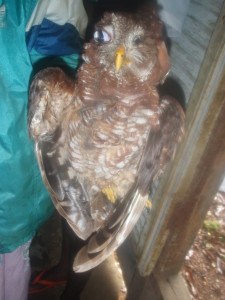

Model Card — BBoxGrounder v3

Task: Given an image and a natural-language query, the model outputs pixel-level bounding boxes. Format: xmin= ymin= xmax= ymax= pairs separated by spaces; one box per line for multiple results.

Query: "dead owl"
xmin=28 ymin=10 xmax=185 ymax=272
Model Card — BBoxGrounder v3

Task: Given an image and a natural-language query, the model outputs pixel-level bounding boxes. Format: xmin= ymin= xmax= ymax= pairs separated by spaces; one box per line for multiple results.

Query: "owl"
xmin=28 ymin=10 xmax=185 ymax=272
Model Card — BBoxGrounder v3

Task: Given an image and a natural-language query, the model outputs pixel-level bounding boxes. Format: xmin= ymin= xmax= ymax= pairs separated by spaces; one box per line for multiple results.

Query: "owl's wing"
xmin=28 ymin=68 xmax=75 ymax=138
xmin=34 ymin=138 xmax=95 ymax=240
xmin=73 ymin=96 xmax=185 ymax=272
xmin=28 ymin=68 xmax=94 ymax=240
xmin=137 ymin=96 xmax=185 ymax=194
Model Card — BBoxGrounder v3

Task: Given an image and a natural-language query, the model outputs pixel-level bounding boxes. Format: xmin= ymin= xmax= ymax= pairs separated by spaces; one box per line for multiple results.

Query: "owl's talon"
xmin=146 ymin=199 xmax=152 ymax=209
xmin=102 ymin=187 xmax=116 ymax=204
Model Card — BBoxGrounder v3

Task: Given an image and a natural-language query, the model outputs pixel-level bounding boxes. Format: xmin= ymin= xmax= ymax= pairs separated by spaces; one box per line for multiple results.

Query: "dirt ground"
xmin=182 ymin=192 xmax=225 ymax=300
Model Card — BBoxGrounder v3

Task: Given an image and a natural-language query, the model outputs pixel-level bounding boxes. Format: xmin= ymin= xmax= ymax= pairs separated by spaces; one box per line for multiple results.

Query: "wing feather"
xmin=34 ymin=139 xmax=94 ymax=240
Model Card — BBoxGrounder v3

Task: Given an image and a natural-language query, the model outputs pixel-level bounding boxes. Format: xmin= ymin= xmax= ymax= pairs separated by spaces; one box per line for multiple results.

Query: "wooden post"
xmin=136 ymin=2 xmax=225 ymax=277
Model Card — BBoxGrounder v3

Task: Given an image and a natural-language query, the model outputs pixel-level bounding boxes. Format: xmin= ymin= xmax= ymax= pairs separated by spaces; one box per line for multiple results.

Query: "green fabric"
xmin=0 ymin=0 xmax=55 ymax=253
xmin=30 ymin=48 xmax=82 ymax=77
xmin=30 ymin=48 xmax=81 ymax=70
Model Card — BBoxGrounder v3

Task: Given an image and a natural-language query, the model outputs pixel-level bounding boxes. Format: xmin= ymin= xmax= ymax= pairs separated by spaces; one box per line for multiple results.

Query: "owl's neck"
xmin=77 ymin=62 xmax=159 ymax=110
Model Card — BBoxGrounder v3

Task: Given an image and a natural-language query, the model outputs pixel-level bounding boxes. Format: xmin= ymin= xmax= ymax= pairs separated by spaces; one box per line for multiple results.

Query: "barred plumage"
xmin=28 ymin=10 xmax=185 ymax=272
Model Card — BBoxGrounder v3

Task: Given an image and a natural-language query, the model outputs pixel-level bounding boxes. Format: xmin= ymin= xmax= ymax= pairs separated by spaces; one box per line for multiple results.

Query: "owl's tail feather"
xmin=73 ymin=187 xmax=148 ymax=272
xmin=86 ymin=192 xmax=131 ymax=254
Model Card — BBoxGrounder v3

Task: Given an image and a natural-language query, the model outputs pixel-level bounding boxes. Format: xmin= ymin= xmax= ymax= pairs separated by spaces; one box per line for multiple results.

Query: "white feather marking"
xmin=117 ymin=150 xmax=122 ymax=157
xmin=90 ymin=185 xmax=100 ymax=194
xmin=69 ymin=122 xmax=78 ymax=131
xmin=105 ymin=151 xmax=112 ymax=163
xmin=96 ymin=131 xmax=108 ymax=141
xmin=94 ymin=166 xmax=102 ymax=176
xmin=127 ymin=127 xmax=137 ymax=133
xmin=98 ymin=153 xmax=105 ymax=165
xmin=61 ymin=180 xmax=69 ymax=188
xmin=135 ymin=117 xmax=147 ymax=125
xmin=71 ymin=161 xmax=85 ymax=171
xmin=120 ymin=94 xmax=138 ymax=104
xmin=47 ymin=149 xmax=56 ymax=157
xmin=82 ymin=54 xmax=90 ymax=63
xmin=112 ymin=129 xmax=124 ymax=135
xmin=138 ymin=138 xmax=145 ymax=147
xmin=58 ymin=147 xmax=67 ymax=165
xmin=67 ymin=167 xmax=76 ymax=179
xmin=103 ymin=164 xmax=110 ymax=174
xmin=131 ymin=145 xmax=139 ymax=152
xmin=60 ymin=200 xmax=72 ymax=207
xmin=117 ymin=161 xmax=125 ymax=169
xmin=139 ymin=109 xmax=154 ymax=116
xmin=126 ymin=136 xmax=136 ymax=142
xmin=83 ymin=96 xmax=92 ymax=101
xmin=71 ymin=150 xmax=82 ymax=160
xmin=69 ymin=138 xmax=79 ymax=150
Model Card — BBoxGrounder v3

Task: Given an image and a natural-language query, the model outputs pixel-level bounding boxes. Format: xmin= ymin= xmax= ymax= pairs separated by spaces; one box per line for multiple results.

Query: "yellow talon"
xmin=102 ymin=186 xmax=116 ymax=204
xmin=146 ymin=199 xmax=152 ymax=209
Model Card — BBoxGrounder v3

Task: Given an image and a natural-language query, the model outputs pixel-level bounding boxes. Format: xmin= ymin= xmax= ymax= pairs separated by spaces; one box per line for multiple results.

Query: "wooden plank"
xmin=169 ymin=0 xmax=224 ymax=103
xmin=126 ymin=271 xmax=163 ymax=300
xmin=157 ymin=273 xmax=191 ymax=300
xmin=125 ymin=269 xmax=191 ymax=300
xmin=136 ymin=1 xmax=225 ymax=276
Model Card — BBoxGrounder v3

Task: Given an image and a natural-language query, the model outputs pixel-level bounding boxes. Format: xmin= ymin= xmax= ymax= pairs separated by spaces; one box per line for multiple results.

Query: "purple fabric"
xmin=0 ymin=241 xmax=31 ymax=300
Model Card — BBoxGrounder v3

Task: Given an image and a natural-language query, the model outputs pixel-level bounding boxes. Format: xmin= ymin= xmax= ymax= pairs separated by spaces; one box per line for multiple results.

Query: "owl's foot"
xmin=146 ymin=199 xmax=152 ymax=209
xmin=102 ymin=186 xmax=116 ymax=204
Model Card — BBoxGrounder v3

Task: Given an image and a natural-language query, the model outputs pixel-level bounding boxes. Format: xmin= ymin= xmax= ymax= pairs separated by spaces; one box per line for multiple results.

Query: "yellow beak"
xmin=115 ymin=46 xmax=125 ymax=72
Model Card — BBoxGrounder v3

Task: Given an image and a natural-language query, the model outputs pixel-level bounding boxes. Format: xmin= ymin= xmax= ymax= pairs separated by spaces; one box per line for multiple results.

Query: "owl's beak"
xmin=115 ymin=46 xmax=125 ymax=71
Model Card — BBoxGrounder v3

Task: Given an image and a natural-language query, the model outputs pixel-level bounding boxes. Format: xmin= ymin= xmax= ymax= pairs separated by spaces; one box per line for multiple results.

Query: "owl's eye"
xmin=133 ymin=36 xmax=145 ymax=46
xmin=93 ymin=29 xmax=112 ymax=44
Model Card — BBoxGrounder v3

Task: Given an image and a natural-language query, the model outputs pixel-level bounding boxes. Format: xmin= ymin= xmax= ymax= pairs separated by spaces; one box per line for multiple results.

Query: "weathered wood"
xmin=156 ymin=273 xmax=191 ymax=300
xmin=169 ymin=0 xmax=224 ymax=103
xmin=125 ymin=269 xmax=191 ymax=300
xmin=126 ymin=271 xmax=163 ymax=300
xmin=136 ymin=2 xmax=225 ymax=276
xmin=131 ymin=0 xmax=224 ymax=263
xmin=155 ymin=76 xmax=225 ymax=275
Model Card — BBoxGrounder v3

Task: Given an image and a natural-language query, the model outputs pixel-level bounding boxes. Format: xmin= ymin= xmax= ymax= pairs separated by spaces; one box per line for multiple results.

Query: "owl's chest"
xmin=67 ymin=103 xmax=154 ymax=185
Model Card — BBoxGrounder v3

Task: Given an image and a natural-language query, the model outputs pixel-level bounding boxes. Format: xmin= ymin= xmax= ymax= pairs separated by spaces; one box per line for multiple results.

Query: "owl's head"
xmin=82 ymin=10 xmax=170 ymax=85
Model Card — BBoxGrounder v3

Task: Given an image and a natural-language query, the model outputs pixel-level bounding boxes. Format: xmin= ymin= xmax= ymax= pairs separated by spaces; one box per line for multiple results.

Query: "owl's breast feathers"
xmin=65 ymin=66 xmax=160 ymax=203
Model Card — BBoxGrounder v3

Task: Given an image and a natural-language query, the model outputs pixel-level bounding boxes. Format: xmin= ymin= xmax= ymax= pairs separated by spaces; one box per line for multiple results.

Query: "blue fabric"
xmin=26 ymin=18 xmax=82 ymax=56
xmin=0 ymin=0 xmax=55 ymax=253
